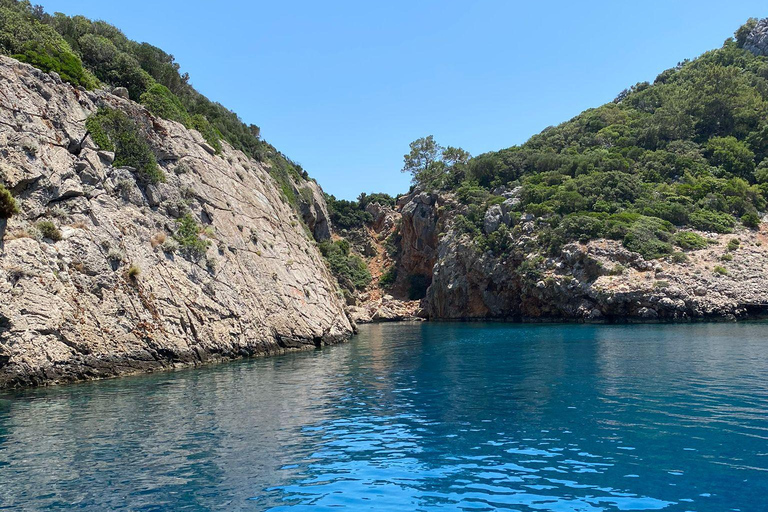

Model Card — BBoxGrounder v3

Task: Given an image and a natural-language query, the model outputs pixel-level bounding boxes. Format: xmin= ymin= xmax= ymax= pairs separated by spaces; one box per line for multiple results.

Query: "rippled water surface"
xmin=2 ymin=322 xmax=768 ymax=511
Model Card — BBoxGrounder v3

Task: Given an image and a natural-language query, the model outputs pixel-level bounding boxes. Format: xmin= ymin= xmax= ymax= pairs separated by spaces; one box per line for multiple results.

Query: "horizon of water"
xmin=1 ymin=322 xmax=767 ymax=511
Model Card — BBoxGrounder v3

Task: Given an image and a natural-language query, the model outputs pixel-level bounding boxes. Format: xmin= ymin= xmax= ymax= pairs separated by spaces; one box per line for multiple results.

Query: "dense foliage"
xmin=86 ymin=107 xmax=164 ymax=183
xmin=318 ymin=240 xmax=371 ymax=291
xmin=0 ymin=0 xmax=304 ymax=185
xmin=417 ymin=23 xmax=768 ymax=258
xmin=325 ymin=192 xmax=397 ymax=230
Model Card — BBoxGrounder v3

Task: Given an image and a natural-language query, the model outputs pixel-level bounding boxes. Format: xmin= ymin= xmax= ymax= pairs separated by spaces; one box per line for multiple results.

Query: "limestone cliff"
xmin=0 ymin=56 xmax=352 ymax=388
xmin=390 ymin=190 xmax=768 ymax=322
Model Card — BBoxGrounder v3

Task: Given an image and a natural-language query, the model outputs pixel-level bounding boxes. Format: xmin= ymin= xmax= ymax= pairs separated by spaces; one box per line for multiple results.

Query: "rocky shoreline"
xmin=0 ymin=56 xmax=352 ymax=389
xmin=345 ymin=189 xmax=768 ymax=325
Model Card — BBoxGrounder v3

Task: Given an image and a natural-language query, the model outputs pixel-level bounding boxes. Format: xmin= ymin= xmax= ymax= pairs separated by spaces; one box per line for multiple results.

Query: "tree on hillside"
xmin=402 ymin=136 xmax=470 ymax=189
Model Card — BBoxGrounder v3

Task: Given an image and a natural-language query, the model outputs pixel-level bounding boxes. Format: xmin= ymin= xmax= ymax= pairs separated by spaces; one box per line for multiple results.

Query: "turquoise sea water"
xmin=1 ymin=322 xmax=767 ymax=511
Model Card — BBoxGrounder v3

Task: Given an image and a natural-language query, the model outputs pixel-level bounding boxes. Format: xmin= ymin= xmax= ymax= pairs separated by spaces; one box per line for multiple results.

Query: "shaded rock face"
xmin=0 ymin=56 xmax=352 ymax=389
xmin=297 ymin=180 xmax=331 ymax=241
xmin=744 ymin=18 xmax=768 ymax=56
xmin=398 ymin=191 xmax=440 ymax=277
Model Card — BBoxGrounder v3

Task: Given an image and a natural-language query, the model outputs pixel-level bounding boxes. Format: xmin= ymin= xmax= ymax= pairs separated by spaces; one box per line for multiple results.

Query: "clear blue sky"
xmin=41 ymin=1 xmax=767 ymax=199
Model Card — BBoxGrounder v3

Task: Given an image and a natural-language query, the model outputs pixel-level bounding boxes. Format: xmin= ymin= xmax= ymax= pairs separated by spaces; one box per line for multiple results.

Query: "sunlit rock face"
xmin=0 ymin=56 xmax=352 ymax=389
xmin=744 ymin=18 xmax=768 ymax=56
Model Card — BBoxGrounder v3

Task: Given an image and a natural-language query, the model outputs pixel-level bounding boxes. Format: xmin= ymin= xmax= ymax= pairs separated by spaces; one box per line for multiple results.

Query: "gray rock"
xmin=97 ymin=151 xmax=115 ymax=164
xmin=0 ymin=55 xmax=352 ymax=389
xmin=297 ymin=180 xmax=332 ymax=241
xmin=112 ymin=87 xmax=129 ymax=99
xmin=483 ymin=204 xmax=502 ymax=234
xmin=744 ymin=19 xmax=768 ymax=56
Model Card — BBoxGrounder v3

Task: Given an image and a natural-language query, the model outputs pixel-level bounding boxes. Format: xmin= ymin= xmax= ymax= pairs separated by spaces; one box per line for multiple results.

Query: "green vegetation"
xmin=742 ymin=211 xmax=761 ymax=228
xmin=0 ymin=0 xmax=303 ymax=183
xmin=0 ymin=184 xmax=19 ymax=218
xmin=379 ymin=265 xmax=397 ymax=287
xmin=674 ymin=231 xmax=708 ymax=250
xmin=401 ymin=136 xmax=471 ymax=189
xmin=127 ymin=264 xmax=140 ymax=279
xmin=86 ymin=107 xmax=164 ymax=184
xmin=325 ymin=192 xmax=396 ymax=230
xmin=318 ymin=240 xmax=371 ymax=290
xmin=714 ymin=265 xmax=729 ymax=275
xmin=36 ymin=220 xmax=61 ymax=241
xmin=174 ymin=213 xmax=210 ymax=256
xmin=140 ymin=83 xmax=190 ymax=125
xmin=404 ymin=21 xmax=768 ymax=259
xmin=727 ymin=238 xmax=741 ymax=251
xmin=0 ymin=2 xmax=96 ymax=87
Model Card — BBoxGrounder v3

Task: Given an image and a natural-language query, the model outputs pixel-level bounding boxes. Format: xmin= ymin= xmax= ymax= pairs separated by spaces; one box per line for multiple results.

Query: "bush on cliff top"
xmin=0 ymin=5 xmax=96 ymax=88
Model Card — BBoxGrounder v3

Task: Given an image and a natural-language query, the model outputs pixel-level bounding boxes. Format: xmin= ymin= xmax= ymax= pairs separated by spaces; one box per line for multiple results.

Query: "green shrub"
xmin=670 ymin=251 xmax=689 ymax=263
xmin=516 ymin=257 xmax=544 ymax=283
xmin=36 ymin=220 xmax=61 ymax=241
xmin=86 ymin=107 xmax=164 ymax=184
xmin=379 ymin=265 xmax=397 ymax=287
xmin=0 ymin=6 xmax=96 ymax=88
xmin=623 ymin=217 xmax=674 ymax=259
xmin=477 ymin=224 xmax=514 ymax=256
xmin=174 ymin=213 xmax=210 ymax=256
xmin=741 ymin=212 xmax=761 ymax=228
xmin=325 ymin=194 xmax=373 ymax=230
xmin=720 ymin=253 xmax=734 ymax=261
xmin=609 ymin=263 xmax=626 ymax=275
xmin=318 ymin=240 xmax=371 ymax=290
xmin=705 ymin=136 xmax=755 ymax=180
xmin=714 ymin=265 xmax=729 ymax=275
xmin=189 ymin=114 xmax=222 ymax=154
xmin=674 ymin=231 xmax=708 ymax=250
xmin=0 ymin=184 xmax=19 ymax=218
xmin=689 ymin=210 xmax=735 ymax=233
xmin=726 ymin=238 xmax=740 ymax=251
xmin=140 ymin=83 xmax=190 ymax=125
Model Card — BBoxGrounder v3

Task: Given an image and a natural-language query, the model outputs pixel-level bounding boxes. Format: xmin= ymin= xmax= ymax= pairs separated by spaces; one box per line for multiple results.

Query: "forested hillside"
xmin=402 ymin=19 xmax=768 ymax=260
xmin=0 ymin=0 xmax=307 ymax=202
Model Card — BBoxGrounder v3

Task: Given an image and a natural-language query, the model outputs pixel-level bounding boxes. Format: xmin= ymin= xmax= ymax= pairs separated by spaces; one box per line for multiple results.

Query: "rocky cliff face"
xmin=392 ymin=190 xmax=768 ymax=322
xmin=744 ymin=18 xmax=768 ymax=56
xmin=0 ymin=56 xmax=352 ymax=388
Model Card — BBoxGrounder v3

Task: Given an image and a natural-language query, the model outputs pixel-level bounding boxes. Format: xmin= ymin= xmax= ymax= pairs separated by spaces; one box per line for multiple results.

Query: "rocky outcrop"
xmin=428 ymin=223 xmax=768 ymax=321
xmin=347 ymin=295 xmax=424 ymax=324
xmin=0 ymin=56 xmax=352 ymax=388
xmin=391 ymin=189 xmax=768 ymax=322
xmin=744 ymin=18 xmax=768 ymax=56
xmin=296 ymin=180 xmax=331 ymax=241
xmin=398 ymin=191 xmax=440 ymax=276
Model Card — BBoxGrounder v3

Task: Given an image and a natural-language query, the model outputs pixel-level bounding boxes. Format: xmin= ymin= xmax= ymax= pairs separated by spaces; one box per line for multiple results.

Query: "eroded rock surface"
xmin=0 ymin=56 xmax=352 ymax=388
xmin=392 ymin=189 xmax=768 ymax=322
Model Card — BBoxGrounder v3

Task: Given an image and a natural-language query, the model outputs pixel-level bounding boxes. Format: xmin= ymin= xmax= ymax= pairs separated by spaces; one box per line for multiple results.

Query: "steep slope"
xmin=0 ymin=56 xmax=352 ymax=388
